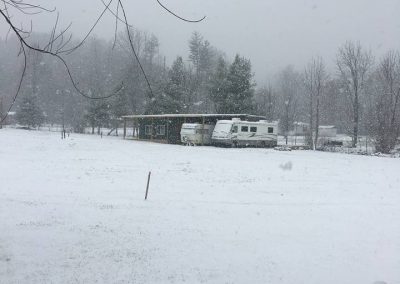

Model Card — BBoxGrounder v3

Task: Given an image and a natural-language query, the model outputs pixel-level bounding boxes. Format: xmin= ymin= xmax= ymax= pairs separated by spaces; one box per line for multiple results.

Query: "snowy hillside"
xmin=0 ymin=129 xmax=399 ymax=284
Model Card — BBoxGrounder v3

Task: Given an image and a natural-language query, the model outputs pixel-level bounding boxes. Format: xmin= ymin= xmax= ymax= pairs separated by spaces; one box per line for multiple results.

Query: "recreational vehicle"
xmin=212 ymin=119 xmax=278 ymax=147
xmin=180 ymin=123 xmax=215 ymax=145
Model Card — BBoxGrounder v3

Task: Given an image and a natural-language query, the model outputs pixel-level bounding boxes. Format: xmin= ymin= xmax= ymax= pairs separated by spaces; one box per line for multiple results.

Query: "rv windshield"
xmin=214 ymin=122 xmax=233 ymax=134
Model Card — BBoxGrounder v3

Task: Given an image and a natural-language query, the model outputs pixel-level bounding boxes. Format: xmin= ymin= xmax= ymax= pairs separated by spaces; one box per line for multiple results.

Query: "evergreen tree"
xmin=85 ymin=99 xmax=111 ymax=134
xmin=16 ymin=94 xmax=45 ymax=128
xmin=189 ymin=31 xmax=203 ymax=75
xmin=151 ymin=56 xmax=188 ymax=114
xmin=227 ymin=55 xmax=255 ymax=112
xmin=144 ymin=34 xmax=159 ymax=67
xmin=209 ymin=55 xmax=255 ymax=113
xmin=199 ymin=40 xmax=213 ymax=75
xmin=209 ymin=57 xmax=230 ymax=113
xmin=187 ymin=32 xmax=219 ymax=112
xmin=165 ymin=56 xmax=188 ymax=113
xmin=111 ymin=89 xmax=130 ymax=135
xmin=224 ymin=55 xmax=255 ymax=113
xmin=189 ymin=32 xmax=216 ymax=76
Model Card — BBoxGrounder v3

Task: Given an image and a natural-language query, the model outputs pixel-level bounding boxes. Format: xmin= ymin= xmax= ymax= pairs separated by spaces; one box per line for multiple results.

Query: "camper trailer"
xmin=212 ymin=119 xmax=278 ymax=147
xmin=180 ymin=123 xmax=215 ymax=145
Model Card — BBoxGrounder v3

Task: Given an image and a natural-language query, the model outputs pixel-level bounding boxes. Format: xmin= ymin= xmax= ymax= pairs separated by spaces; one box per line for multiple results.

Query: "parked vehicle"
xmin=212 ymin=118 xmax=278 ymax=147
xmin=180 ymin=123 xmax=215 ymax=145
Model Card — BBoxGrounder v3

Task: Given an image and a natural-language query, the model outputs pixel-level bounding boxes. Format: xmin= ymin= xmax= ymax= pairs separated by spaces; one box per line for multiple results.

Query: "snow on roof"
xmin=217 ymin=119 xmax=278 ymax=125
xmin=294 ymin=121 xmax=309 ymax=126
xmin=293 ymin=122 xmax=336 ymax=129
xmin=181 ymin=123 xmax=201 ymax=128
xmin=122 ymin=113 xmax=266 ymax=119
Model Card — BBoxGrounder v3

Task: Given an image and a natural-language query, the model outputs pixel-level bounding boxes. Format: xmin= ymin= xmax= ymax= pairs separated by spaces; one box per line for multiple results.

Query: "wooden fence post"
xmin=145 ymin=171 xmax=151 ymax=200
xmin=123 ymin=118 xmax=127 ymax=139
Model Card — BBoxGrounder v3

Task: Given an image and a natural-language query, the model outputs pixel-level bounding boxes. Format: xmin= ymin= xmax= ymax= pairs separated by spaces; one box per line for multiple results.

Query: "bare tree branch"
xmin=156 ymin=0 xmax=206 ymax=23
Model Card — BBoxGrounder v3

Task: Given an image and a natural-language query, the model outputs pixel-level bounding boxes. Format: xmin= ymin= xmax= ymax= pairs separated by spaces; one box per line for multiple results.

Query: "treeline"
xmin=256 ymin=43 xmax=400 ymax=153
xmin=0 ymin=31 xmax=255 ymax=132
xmin=0 ymin=30 xmax=399 ymax=153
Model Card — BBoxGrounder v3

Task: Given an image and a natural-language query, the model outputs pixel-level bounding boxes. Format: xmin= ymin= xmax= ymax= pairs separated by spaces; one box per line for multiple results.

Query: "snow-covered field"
xmin=0 ymin=129 xmax=399 ymax=284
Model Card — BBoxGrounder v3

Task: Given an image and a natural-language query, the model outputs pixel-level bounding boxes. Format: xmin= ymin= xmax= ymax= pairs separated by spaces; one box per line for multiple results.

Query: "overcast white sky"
xmin=2 ymin=0 xmax=400 ymax=84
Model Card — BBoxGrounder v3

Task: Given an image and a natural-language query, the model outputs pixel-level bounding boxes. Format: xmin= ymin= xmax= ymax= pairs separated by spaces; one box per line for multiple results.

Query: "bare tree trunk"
xmin=314 ymin=94 xmax=320 ymax=149
xmin=309 ymin=94 xmax=314 ymax=150
xmin=373 ymin=52 xmax=400 ymax=153
xmin=285 ymin=104 xmax=289 ymax=145
xmin=353 ymin=94 xmax=359 ymax=148
xmin=337 ymin=41 xmax=372 ymax=149
xmin=305 ymin=56 xmax=326 ymax=150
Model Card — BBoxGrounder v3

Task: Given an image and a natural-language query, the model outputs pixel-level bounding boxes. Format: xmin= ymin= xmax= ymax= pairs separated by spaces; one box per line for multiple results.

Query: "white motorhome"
xmin=212 ymin=118 xmax=278 ymax=147
xmin=180 ymin=123 xmax=215 ymax=145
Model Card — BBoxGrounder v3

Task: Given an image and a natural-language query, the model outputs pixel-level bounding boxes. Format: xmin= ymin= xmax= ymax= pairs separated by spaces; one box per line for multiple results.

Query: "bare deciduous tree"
xmin=277 ymin=66 xmax=301 ymax=144
xmin=369 ymin=51 xmax=400 ymax=153
xmin=336 ymin=41 xmax=373 ymax=147
xmin=304 ymin=56 xmax=328 ymax=150
xmin=255 ymin=85 xmax=277 ymax=121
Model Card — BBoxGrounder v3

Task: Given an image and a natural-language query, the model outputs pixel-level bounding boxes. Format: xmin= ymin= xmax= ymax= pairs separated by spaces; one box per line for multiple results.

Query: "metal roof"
xmin=121 ymin=113 xmax=266 ymax=119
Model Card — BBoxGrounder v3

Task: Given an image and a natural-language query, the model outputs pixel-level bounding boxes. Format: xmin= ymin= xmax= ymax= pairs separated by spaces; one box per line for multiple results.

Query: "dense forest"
xmin=0 ymin=29 xmax=399 ymax=153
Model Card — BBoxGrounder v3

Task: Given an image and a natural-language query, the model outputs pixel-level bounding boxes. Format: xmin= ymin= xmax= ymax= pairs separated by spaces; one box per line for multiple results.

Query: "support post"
xmin=132 ymin=119 xmax=135 ymax=138
xmin=166 ymin=120 xmax=170 ymax=144
xmin=201 ymin=116 xmax=205 ymax=146
xmin=123 ymin=118 xmax=127 ymax=139
xmin=136 ymin=118 xmax=139 ymax=140
xmin=133 ymin=119 xmax=136 ymax=139
xmin=151 ymin=118 xmax=154 ymax=140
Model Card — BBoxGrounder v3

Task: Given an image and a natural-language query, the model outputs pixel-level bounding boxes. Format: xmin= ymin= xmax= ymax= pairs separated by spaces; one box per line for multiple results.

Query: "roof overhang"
xmin=121 ymin=113 xmax=267 ymax=120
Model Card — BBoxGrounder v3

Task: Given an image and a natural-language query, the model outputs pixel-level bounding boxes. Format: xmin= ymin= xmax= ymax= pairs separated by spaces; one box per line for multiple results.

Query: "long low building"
xmin=121 ymin=113 xmax=266 ymax=144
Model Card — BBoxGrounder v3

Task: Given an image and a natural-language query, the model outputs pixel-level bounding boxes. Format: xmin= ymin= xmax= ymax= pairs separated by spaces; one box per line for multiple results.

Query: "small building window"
xmin=232 ymin=126 xmax=238 ymax=133
xmin=250 ymin=126 xmax=257 ymax=133
xmin=145 ymin=125 xmax=152 ymax=135
xmin=268 ymin=127 xmax=274 ymax=134
xmin=156 ymin=125 xmax=165 ymax=136
xmin=241 ymin=126 xmax=249 ymax=132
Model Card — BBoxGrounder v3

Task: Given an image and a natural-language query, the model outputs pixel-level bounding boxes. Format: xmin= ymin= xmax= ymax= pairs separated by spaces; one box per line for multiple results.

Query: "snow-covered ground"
xmin=0 ymin=129 xmax=399 ymax=284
